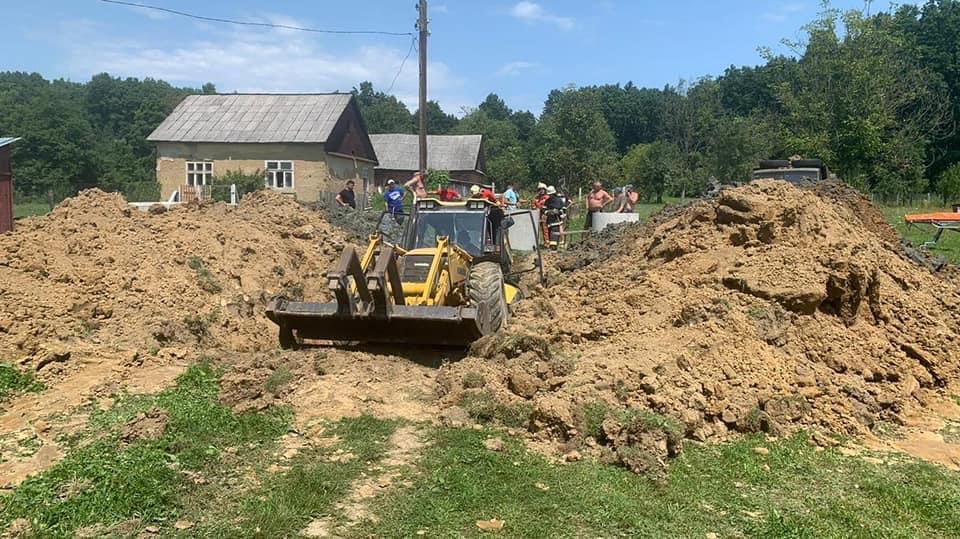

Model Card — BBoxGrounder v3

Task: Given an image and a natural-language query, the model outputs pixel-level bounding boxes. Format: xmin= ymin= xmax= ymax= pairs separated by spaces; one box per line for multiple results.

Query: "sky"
xmin=6 ymin=0 xmax=914 ymax=115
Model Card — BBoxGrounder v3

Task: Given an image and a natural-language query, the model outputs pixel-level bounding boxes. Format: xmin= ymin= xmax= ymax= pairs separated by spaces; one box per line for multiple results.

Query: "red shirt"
xmin=479 ymin=188 xmax=497 ymax=204
xmin=437 ymin=187 xmax=461 ymax=202
xmin=533 ymin=193 xmax=549 ymax=209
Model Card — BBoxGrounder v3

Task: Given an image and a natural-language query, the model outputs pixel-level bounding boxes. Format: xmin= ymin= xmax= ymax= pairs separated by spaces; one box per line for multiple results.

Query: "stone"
xmin=483 ymin=437 xmax=506 ymax=452
xmin=507 ymin=370 xmax=541 ymax=398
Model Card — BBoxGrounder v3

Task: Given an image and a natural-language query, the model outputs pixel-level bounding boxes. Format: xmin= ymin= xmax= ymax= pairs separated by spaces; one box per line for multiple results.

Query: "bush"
xmin=212 ymin=169 xmax=265 ymax=202
xmin=937 ymin=163 xmax=960 ymax=203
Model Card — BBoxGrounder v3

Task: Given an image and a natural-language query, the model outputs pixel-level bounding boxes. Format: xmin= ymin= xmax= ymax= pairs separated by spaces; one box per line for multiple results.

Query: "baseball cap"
xmin=470 ymin=184 xmax=481 ymax=194
xmin=546 ymin=186 xmax=557 ymax=195
xmin=537 ymin=182 xmax=547 ymax=190
xmin=386 ymin=179 xmax=396 ymax=185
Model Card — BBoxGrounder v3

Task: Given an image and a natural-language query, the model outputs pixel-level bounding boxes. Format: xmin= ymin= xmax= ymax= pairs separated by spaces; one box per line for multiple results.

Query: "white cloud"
xmin=496 ymin=61 xmax=538 ymax=77
xmin=509 ymin=1 xmax=574 ymax=30
xmin=54 ymin=17 xmax=467 ymax=113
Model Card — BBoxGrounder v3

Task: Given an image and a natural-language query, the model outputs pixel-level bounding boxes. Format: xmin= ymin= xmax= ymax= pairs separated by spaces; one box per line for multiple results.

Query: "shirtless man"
xmin=585 ymin=181 xmax=613 ymax=230
xmin=404 ymin=172 xmax=428 ymax=200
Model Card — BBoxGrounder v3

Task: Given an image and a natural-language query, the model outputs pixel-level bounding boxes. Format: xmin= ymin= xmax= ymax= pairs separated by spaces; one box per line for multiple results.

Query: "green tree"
xmin=529 ymin=88 xmax=619 ymax=192
xmin=621 ymin=141 xmax=682 ymax=203
xmin=772 ymin=7 xmax=952 ymax=198
xmin=414 ymin=100 xmax=458 ymax=135
xmin=352 ymin=81 xmax=415 ymax=134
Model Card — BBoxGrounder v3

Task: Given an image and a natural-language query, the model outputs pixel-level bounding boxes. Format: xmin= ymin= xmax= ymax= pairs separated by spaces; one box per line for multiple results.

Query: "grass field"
xmin=2 ymin=362 xmax=959 ymax=538
xmin=12 ymin=200 xmax=50 ymax=219
xmin=882 ymin=206 xmax=960 ymax=264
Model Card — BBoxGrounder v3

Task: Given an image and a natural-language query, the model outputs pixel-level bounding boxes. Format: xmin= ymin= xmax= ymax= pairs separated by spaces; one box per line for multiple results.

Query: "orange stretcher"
xmin=904 ymin=210 xmax=960 ymax=247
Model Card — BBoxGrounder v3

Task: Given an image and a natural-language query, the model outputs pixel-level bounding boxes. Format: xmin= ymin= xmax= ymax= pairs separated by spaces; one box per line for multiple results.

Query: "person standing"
xmin=335 ymin=179 xmax=357 ymax=209
xmin=623 ymin=185 xmax=639 ymax=213
xmin=383 ymin=179 xmax=405 ymax=222
xmin=532 ymin=183 xmax=549 ymax=209
xmin=585 ymin=181 xmax=613 ymax=230
xmin=503 ymin=183 xmax=519 ymax=210
xmin=404 ymin=172 xmax=428 ymax=200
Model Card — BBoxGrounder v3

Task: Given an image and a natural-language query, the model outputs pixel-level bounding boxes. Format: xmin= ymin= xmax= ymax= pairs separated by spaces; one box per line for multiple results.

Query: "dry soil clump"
xmin=0 ymin=189 xmax=346 ymax=377
xmin=440 ymin=180 xmax=960 ymax=473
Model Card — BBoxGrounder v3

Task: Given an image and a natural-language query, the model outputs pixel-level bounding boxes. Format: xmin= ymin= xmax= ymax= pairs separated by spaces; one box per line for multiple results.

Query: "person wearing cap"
xmin=543 ymin=186 xmax=569 ymax=248
xmin=384 ymin=178 xmax=405 ymax=223
xmin=532 ymin=182 xmax=549 ymax=209
xmin=469 ymin=184 xmax=498 ymax=204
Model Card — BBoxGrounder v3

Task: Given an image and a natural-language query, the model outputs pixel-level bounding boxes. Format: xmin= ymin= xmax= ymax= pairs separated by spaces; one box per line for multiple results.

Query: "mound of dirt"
xmin=439 ymin=180 xmax=960 ymax=473
xmin=0 ymin=189 xmax=347 ymax=377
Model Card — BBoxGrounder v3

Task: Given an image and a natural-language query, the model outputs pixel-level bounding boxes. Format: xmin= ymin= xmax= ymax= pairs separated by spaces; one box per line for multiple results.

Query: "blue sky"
xmin=7 ymin=1 xmax=912 ymax=115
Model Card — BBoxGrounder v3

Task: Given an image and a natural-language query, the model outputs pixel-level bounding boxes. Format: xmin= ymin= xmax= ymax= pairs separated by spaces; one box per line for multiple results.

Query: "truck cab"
xmin=752 ymin=158 xmax=828 ymax=183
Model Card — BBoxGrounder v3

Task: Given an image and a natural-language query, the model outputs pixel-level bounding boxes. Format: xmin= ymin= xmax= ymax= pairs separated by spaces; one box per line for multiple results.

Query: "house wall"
xmin=155 ymin=142 xmax=374 ymax=202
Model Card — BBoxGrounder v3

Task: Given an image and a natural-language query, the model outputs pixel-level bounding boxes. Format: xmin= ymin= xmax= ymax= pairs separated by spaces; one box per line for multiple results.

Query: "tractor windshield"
xmin=413 ymin=211 xmax=485 ymax=256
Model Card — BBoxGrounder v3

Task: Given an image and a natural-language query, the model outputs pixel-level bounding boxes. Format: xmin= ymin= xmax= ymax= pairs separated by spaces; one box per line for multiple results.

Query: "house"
xmin=0 ymin=137 xmax=19 ymax=233
xmin=147 ymin=94 xmax=378 ymax=202
xmin=369 ymin=134 xmax=486 ymax=193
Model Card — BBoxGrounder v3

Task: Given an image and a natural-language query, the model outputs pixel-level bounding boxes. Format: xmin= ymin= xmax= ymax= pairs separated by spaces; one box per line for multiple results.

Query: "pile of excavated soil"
xmin=439 ymin=180 xmax=960 ymax=473
xmin=0 ymin=189 xmax=346 ymax=377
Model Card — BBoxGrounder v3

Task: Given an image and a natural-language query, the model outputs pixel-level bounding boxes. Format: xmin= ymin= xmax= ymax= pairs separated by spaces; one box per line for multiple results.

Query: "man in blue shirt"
xmin=503 ymin=183 xmax=519 ymax=210
xmin=384 ymin=179 xmax=405 ymax=223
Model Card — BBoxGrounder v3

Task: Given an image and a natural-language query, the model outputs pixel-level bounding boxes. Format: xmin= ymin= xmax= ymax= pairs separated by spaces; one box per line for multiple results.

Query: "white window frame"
xmin=265 ymin=160 xmax=295 ymax=190
xmin=185 ymin=161 xmax=213 ymax=186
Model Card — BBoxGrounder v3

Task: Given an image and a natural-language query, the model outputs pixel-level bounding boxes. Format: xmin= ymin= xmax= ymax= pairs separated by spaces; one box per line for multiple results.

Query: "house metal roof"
xmin=369 ymin=134 xmax=483 ymax=172
xmin=0 ymin=137 xmax=21 ymax=148
xmin=147 ymin=94 xmax=353 ymax=144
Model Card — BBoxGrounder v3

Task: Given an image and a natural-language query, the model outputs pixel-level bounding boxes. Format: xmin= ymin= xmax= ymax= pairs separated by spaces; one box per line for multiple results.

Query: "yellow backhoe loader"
xmin=266 ymin=198 xmax=543 ymax=348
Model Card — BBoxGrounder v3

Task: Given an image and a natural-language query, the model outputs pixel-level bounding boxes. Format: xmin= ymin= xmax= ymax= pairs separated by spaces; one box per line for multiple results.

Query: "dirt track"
xmin=3 ymin=181 xmax=960 ymax=485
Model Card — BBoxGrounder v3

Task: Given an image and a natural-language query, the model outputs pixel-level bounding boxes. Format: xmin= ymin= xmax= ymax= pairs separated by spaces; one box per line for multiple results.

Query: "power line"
xmin=98 ymin=0 xmax=414 ymax=37
xmin=385 ymin=35 xmax=417 ymax=95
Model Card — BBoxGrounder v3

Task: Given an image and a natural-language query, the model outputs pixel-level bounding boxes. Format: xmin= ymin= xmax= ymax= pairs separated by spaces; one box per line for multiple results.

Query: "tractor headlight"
xmin=417 ymin=200 xmax=437 ymax=210
xmin=467 ymin=201 xmax=485 ymax=210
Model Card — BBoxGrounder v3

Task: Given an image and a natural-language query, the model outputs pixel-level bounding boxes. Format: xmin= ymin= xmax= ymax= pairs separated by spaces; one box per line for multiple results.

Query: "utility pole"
xmin=417 ymin=0 xmax=428 ymax=176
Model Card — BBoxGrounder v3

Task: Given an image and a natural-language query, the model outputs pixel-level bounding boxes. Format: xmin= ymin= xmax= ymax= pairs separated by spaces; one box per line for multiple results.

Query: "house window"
xmin=265 ymin=161 xmax=294 ymax=190
xmin=185 ymin=161 xmax=213 ymax=186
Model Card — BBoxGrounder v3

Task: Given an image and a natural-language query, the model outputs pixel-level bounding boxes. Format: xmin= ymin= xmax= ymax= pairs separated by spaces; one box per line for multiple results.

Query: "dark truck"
xmin=752 ymin=158 xmax=828 ymax=183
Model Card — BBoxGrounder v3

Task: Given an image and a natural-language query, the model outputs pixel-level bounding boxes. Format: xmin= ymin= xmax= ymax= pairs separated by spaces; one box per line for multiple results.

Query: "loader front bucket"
xmin=265 ymin=298 xmax=484 ymax=347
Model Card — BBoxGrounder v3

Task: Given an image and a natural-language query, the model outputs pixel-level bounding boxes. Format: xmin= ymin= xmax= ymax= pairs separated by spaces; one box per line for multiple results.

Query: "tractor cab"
xmin=266 ymin=197 xmax=537 ymax=348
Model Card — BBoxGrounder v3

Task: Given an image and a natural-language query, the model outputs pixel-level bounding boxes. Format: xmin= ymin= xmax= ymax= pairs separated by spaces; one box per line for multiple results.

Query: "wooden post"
xmin=0 ymin=145 xmax=13 ymax=233
xmin=417 ymin=0 xmax=429 ymax=175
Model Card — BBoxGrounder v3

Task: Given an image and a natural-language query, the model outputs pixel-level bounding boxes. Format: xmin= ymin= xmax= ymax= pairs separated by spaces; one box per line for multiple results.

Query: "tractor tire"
xmin=468 ymin=261 xmax=508 ymax=335
xmin=758 ymin=159 xmax=791 ymax=169
xmin=791 ymin=158 xmax=824 ymax=169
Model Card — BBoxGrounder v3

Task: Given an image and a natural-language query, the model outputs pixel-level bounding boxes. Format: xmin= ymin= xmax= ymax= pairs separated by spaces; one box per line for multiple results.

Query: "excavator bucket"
xmin=264 ymin=244 xmax=487 ymax=348
xmin=265 ymin=299 xmax=484 ymax=347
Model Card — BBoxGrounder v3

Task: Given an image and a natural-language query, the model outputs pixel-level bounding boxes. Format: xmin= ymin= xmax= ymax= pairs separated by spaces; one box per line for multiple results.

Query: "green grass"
xmin=0 ymin=363 xmax=44 ymax=401
xmin=189 ymin=415 xmax=397 ymax=538
xmin=361 ymin=428 xmax=960 ymax=538
xmin=13 ymin=200 xmax=50 ymax=219
xmin=0 ymin=362 xmax=291 ymax=537
xmin=883 ymin=205 xmax=960 ymax=263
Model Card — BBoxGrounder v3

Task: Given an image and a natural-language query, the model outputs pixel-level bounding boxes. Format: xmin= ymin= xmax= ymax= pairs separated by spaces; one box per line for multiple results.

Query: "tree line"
xmin=2 ymin=2 xmax=960 ymax=204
